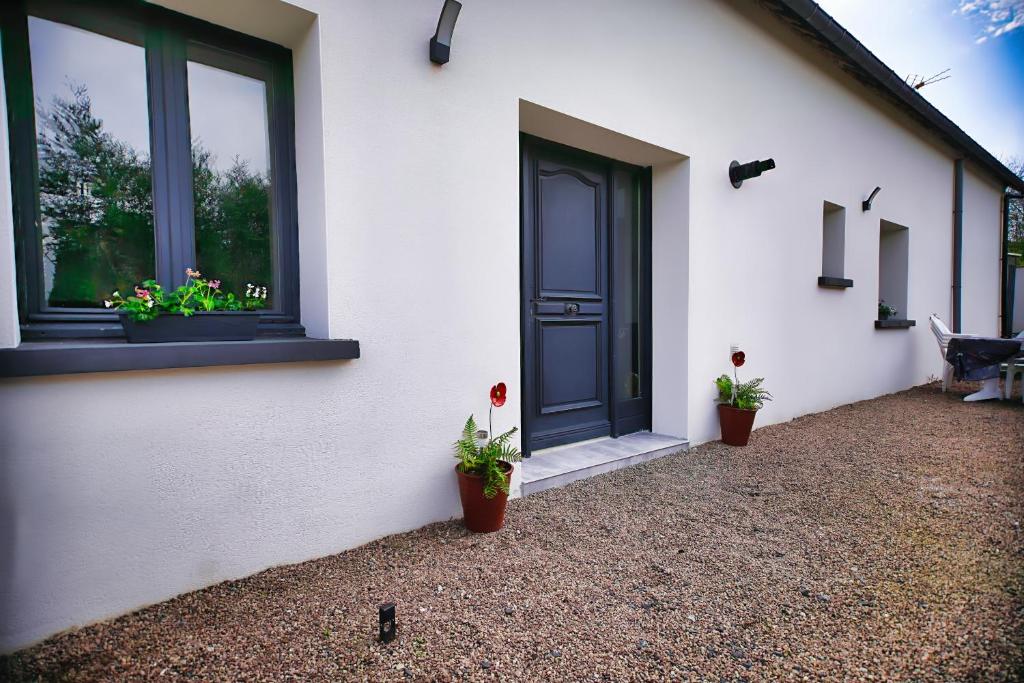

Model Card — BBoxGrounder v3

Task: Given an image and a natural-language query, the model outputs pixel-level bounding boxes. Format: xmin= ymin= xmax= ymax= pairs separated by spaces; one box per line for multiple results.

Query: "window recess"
xmin=876 ymin=219 xmax=915 ymax=329
xmin=818 ymin=201 xmax=852 ymax=289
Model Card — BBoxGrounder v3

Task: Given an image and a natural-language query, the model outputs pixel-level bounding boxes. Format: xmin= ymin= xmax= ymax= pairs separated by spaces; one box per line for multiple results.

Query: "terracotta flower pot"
xmin=456 ymin=461 xmax=513 ymax=533
xmin=718 ymin=404 xmax=757 ymax=447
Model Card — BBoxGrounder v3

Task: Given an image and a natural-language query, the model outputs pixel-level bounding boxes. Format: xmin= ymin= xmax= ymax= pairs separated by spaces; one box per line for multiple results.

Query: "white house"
xmin=0 ymin=0 xmax=1021 ymax=652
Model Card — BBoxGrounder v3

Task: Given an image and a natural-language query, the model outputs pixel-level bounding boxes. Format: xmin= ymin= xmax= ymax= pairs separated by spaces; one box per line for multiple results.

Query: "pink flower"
xmin=134 ymin=287 xmax=150 ymax=299
xmin=186 ymin=267 xmax=201 ymax=278
xmin=209 ymin=280 xmax=221 ymax=290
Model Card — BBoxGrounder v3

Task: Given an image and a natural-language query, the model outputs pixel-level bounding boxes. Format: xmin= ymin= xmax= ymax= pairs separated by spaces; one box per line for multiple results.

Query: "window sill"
xmin=874 ymin=319 xmax=916 ymax=329
xmin=0 ymin=337 xmax=360 ymax=378
xmin=817 ymin=276 xmax=853 ymax=289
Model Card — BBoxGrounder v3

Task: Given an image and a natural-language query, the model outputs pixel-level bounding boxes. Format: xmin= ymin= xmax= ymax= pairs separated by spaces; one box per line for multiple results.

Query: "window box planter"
xmin=874 ymin=319 xmax=916 ymax=329
xmin=817 ymin=276 xmax=853 ymax=289
xmin=120 ymin=312 xmax=260 ymax=343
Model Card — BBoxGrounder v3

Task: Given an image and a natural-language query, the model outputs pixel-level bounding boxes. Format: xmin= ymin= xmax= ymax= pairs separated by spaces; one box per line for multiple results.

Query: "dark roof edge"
xmin=763 ymin=0 xmax=1024 ymax=192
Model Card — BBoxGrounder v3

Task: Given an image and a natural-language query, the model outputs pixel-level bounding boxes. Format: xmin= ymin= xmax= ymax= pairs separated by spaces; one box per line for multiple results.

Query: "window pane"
xmin=29 ymin=17 xmax=154 ymax=308
xmin=188 ymin=60 xmax=273 ymax=305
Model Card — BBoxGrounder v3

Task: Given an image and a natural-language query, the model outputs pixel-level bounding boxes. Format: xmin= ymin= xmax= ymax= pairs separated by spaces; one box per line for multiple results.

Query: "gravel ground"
xmin=3 ymin=382 xmax=1023 ymax=682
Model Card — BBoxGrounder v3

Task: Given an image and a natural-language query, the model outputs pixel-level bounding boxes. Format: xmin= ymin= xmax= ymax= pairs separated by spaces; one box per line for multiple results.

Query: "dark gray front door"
xmin=521 ymin=136 xmax=651 ymax=454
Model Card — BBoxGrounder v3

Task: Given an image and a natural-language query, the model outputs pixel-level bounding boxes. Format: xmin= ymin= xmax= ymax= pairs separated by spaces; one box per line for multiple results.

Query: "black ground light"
xmin=379 ymin=603 xmax=397 ymax=643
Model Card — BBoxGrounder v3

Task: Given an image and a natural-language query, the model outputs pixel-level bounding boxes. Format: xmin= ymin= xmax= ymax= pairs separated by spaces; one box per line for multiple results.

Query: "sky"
xmin=29 ymin=16 xmax=270 ymax=175
xmin=816 ymin=0 xmax=1024 ymax=165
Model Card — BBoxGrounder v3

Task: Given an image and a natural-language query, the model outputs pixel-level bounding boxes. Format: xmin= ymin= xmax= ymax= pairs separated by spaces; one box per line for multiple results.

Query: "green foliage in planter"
xmin=454 ymin=415 xmax=522 ymax=498
xmin=106 ymin=270 xmax=267 ymax=322
xmin=878 ymin=300 xmax=898 ymax=319
xmin=715 ymin=374 xmax=772 ymax=411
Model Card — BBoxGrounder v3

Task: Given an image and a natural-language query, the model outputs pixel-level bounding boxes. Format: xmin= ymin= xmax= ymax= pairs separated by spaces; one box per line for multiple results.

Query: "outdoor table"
xmin=945 ymin=336 xmax=1024 ymax=401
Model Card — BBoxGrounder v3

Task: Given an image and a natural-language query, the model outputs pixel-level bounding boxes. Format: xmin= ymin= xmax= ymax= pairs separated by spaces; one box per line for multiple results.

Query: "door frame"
xmin=520 ymin=134 xmax=652 ymax=456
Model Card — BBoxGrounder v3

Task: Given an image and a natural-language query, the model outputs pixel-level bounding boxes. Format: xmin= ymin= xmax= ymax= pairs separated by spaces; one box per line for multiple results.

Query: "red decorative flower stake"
xmin=490 ymin=382 xmax=507 ymax=407
xmin=731 ymin=351 xmax=745 ymax=367
xmin=489 ymin=382 xmax=507 ymax=440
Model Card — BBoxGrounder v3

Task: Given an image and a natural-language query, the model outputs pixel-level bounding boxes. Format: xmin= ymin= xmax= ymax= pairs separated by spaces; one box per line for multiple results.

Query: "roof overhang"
xmin=759 ymin=0 xmax=1024 ymax=193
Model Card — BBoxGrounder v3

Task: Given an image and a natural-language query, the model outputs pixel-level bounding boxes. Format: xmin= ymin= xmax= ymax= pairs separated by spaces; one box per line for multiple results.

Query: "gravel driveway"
xmin=3 ymin=383 xmax=1022 ymax=681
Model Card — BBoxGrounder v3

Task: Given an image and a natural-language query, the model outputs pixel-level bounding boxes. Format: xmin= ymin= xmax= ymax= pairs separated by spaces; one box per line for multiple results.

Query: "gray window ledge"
xmin=0 ymin=337 xmax=360 ymax=378
xmin=817 ymin=276 xmax=853 ymax=289
xmin=875 ymin=319 xmax=916 ymax=329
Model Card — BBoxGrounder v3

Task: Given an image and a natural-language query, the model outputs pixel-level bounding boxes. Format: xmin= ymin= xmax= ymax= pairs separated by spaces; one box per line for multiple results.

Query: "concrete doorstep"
xmin=519 ymin=432 xmax=689 ymax=496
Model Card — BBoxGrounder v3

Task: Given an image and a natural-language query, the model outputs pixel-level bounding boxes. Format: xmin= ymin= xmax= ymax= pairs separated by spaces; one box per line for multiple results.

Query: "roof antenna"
xmin=905 ymin=68 xmax=950 ymax=90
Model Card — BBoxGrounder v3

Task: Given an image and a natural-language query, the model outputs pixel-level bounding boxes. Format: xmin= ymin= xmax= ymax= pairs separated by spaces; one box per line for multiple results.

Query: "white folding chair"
xmin=1002 ymin=330 xmax=1024 ymax=402
xmin=929 ymin=314 xmax=967 ymax=392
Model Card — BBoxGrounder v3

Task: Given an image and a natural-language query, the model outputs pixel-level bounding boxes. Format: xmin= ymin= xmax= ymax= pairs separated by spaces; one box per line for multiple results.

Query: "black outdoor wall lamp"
xmin=429 ymin=0 xmax=462 ymax=65
xmin=729 ymin=158 xmax=776 ymax=188
xmin=862 ymin=186 xmax=882 ymax=211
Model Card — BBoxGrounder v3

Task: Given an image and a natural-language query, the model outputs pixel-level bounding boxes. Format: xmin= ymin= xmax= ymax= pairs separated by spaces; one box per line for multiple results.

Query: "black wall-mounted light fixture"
xmin=729 ymin=159 xmax=776 ymax=189
xmin=862 ymin=186 xmax=882 ymax=211
xmin=379 ymin=603 xmax=396 ymax=643
xmin=429 ymin=0 xmax=462 ymax=65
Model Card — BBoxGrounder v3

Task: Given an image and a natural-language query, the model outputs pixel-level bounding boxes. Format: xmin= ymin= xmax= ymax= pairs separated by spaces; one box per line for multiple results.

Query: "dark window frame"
xmin=1 ymin=0 xmax=302 ymax=340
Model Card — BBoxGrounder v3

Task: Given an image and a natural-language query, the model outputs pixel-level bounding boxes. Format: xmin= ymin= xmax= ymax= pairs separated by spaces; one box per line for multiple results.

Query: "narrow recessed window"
xmin=878 ymin=220 xmax=909 ymax=320
xmin=818 ymin=201 xmax=851 ymax=288
xmin=822 ymin=202 xmax=845 ymax=277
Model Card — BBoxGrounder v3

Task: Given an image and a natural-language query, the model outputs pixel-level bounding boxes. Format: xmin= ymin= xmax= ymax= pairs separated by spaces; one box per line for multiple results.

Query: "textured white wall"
xmin=0 ymin=0 xmax=1008 ymax=650
xmin=961 ymin=165 xmax=1003 ymax=336
xmin=1015 ymin=267 xmax=1024 ymax=334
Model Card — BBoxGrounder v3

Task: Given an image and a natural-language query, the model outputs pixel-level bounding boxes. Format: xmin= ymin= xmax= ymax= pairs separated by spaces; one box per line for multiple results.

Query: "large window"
xmin=2 ymin=1 xmax=300 ymax=338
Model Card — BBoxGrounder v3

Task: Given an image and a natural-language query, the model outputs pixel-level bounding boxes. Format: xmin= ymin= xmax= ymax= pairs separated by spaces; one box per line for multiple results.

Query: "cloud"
xmin=956 ymin=0 xmax=1024 ymax=43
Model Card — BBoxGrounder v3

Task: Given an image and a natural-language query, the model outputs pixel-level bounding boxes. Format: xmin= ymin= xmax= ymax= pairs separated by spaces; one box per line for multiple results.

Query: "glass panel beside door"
xmin=611 ymin=166 xmax=651 ymax=436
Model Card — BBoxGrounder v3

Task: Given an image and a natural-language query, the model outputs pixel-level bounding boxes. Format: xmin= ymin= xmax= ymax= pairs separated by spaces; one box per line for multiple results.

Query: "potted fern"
xmin=453 ymin=382 xmax=522 ymax=532
xmin=714 ymin=349 xmax=772 ymax=446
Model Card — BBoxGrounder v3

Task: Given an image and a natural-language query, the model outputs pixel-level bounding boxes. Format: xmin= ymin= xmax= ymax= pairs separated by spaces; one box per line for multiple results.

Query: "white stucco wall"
xmin=0 ymin=0 xmax=1009 ymax=651
xmin=1014 ymin=266 xmax=1024 ymax=334
xmin=961 ymin=165 xmax=1003 ymax=336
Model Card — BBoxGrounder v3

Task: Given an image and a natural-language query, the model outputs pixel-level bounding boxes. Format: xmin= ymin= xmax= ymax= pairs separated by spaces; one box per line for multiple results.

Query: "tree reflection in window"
xmin=189 ymin=60 xmax=273 ymax=308
xmin=30 ymin=12 xmax=154 ymax=309
xmin=38 ymin=86 xmax=154 ymax=308
xmin=35 ymin=83 xmax=272 ymax=309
